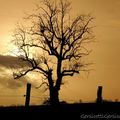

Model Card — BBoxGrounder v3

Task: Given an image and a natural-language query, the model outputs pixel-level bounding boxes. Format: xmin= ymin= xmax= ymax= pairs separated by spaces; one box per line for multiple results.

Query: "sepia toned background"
xmin=0 ymin=0 xmax=120 ymax=106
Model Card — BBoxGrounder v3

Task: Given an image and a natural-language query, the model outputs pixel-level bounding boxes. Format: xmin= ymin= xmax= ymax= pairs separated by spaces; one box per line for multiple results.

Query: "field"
xmin=0 ymin=102 xmax=120 ymax=119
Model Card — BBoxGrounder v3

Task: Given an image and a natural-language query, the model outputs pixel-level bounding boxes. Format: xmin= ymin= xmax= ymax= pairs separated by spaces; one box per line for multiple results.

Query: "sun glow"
xmin=8 ymin=47 xmax=20 ymax=57
xmin=1 ymin=34 xmax=17 ymax=57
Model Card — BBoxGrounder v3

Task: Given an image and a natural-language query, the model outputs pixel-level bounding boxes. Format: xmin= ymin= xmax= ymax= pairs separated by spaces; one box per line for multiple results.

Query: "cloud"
xmin=0 ymin=67 xmax=26 ymax=89
xmin=0 ymin=55 xmax=41 ymax=89
xmin=0 ymin=54 xmax=29 ymax=69
xmin=0 ymin=75 xmax=24 ymax=89
xmin=0 ymin=55 xmax=29 ymax=89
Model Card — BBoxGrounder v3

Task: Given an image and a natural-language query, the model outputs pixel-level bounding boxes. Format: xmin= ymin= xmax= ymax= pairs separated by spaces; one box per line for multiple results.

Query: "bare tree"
xmin=12 ymin=0 xmax=94 ymax=106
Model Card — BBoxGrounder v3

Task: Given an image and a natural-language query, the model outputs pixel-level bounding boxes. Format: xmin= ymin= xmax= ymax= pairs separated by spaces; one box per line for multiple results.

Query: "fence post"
xmin=25 ymin=83 xmax=31 ymax=107
xmin=96 ymin=86 xmax=103 ymax=103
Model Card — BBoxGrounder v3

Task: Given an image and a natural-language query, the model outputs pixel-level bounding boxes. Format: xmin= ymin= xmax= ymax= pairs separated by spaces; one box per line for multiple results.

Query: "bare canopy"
xmin=12 ymin=0 xmax=94 ymax=105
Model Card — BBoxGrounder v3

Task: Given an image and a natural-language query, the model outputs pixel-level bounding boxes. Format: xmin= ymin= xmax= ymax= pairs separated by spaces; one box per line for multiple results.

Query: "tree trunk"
xmin=49 ymin=87 xmax=59 ymax=106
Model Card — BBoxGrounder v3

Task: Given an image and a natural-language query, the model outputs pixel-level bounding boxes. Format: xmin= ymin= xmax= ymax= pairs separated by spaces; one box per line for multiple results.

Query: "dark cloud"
xmin=0 ymin=54 xmax=29 ymax=69
xmin=0 ymin=55 xmax=19 ymax=68
xmin=0 ymin=55 xmax=28 ymax=89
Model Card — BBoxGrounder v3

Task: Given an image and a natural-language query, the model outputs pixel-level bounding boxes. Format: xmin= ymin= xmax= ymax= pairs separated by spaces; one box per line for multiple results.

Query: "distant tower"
xmin=96 ymin=86 xmax=103 ymax=103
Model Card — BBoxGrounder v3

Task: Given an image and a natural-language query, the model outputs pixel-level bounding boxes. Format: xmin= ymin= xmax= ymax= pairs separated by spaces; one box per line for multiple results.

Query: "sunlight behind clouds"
xmin=0 ymin=67 xmax=24 ymax=89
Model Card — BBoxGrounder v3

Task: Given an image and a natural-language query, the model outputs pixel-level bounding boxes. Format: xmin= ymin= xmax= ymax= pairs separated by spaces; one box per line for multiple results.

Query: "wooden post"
xmin=25 ymin=83 xmax=31 ymax=107
xmin=96 ymin=86 xmax=103 ymax=103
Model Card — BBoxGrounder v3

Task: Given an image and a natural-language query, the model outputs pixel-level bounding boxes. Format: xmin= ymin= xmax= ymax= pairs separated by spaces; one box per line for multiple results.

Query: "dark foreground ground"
xmin=0 ymin=102 xmax=120 ymax=119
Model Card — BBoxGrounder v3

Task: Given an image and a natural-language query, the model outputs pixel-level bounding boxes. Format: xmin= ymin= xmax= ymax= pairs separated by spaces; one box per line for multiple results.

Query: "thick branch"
xmin=13 ymin=68 xmax=35 ymax=79
xmin=62 ymin=69 xmax=79 ymax=77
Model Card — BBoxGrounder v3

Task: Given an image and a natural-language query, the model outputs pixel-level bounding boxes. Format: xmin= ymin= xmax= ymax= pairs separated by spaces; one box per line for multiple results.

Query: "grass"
xmin=0 ymin=102 xmax=120 ymax=119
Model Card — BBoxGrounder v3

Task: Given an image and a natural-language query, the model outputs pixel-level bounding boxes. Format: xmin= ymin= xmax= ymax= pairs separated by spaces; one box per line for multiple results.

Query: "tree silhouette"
xmin=12 ymin=0 xmax=94 ymax=106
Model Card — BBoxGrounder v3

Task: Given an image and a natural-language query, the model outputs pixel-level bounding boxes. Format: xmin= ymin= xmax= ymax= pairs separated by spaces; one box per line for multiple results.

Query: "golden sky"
xmin=0 ymin=0 xmax=120 ymax=106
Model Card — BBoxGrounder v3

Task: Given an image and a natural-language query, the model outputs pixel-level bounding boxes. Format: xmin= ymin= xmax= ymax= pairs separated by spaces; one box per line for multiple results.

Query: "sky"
xmin=0 ymin=0 xmax=120 ymax=106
